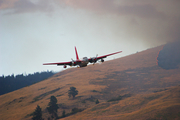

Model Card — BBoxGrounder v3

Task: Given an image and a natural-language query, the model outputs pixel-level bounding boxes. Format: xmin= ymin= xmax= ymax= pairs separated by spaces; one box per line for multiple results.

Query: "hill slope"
xmin=63 ymin=85 xmax=180 ymax=120
xmin=0 ymin=45 xmax=180 ymax=120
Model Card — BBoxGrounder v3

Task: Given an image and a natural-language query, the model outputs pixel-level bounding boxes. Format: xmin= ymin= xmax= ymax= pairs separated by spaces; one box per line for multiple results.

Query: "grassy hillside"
xmin=0 ymin=45 xmax=180 ymax=120
xmin=63 ymin=85 xmax=180 ymax=120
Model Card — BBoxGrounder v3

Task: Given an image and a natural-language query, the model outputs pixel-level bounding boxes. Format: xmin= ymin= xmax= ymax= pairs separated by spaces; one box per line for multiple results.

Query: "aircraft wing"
xmin=88 ymin=51 xmax=122 ymax=63
xmin=43 ymin=61 xmax=72 ymax=66
xmin=96 ymin=51 xmax=122 ymax=60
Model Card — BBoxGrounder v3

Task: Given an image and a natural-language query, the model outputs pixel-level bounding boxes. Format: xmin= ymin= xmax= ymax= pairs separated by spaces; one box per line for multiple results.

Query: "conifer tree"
xmin=62 ymin=110 xmax=66 ymax=117
xmin=95 ymin=99 xmax=99 ymax=104
xmin=32 ymin=105 xmax=43 ymax=120
xmin=68 ymin=87 xmax=78 ymax=99
xmin=47 ymin=96 xmax=59 ymax=119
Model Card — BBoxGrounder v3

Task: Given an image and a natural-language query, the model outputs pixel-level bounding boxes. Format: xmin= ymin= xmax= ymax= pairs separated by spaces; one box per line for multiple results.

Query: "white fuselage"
xmin=78 ymin=57 xmax=89 ymax=67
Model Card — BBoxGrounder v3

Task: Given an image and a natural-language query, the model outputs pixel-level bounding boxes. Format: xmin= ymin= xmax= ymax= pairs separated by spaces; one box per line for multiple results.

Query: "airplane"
xmin=43 ymin=47 xmax=122 ymax=68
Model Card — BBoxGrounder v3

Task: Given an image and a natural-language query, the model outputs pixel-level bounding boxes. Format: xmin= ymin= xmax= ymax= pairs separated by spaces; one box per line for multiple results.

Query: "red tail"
xmin=75 ymin=46 xmax=79 ymax=60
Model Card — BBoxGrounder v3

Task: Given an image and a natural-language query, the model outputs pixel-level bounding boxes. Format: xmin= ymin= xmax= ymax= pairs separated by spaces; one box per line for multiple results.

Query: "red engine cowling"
xmin=63 ymin=65 xmax=67 ymax=68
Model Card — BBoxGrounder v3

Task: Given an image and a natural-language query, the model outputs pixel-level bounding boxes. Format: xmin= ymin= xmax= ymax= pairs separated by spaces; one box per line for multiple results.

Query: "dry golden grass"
xmin=63 ymin=86 xmax=180 ymax=120
xmin=0 ymin=45 xmax=180 ymax=120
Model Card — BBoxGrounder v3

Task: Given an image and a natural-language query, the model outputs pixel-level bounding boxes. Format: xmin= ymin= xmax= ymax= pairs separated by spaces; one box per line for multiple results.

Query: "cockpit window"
xmin=83 ymin=57 xmax=88 ymax=59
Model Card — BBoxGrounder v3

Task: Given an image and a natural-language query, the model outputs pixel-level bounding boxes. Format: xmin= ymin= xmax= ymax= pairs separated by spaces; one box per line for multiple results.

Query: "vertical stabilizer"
xmin=75 ymin=46 xmax=79 ymax=60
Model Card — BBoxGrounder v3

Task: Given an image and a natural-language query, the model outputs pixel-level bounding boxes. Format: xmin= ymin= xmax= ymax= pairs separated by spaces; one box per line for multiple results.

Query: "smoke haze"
xmin=59 ymin=0 xmax=180 ymax=44
xmin=1 ymin=0 xmax=180 ymax=44
xmin=1 ymin=0 xmax=180 ymax=75
xmin=157 ymin=41 xmax=180 ymax=69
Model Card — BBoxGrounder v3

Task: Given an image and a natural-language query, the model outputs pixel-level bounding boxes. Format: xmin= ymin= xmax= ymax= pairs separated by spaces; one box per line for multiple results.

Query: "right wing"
xmin=88 ymin=51 xmax=122 ymax=63
xmin=96 ymin=51 xmax=122 ymax=60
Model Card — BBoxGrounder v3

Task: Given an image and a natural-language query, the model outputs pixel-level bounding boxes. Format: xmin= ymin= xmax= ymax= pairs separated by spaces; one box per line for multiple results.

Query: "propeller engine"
xmin=71 ymin=58 xmax=75 ymax=66
xmin=89 ymin=54 xmax=98 ymax=64
xmin=101 ymin=59 xmax=104 ymax=62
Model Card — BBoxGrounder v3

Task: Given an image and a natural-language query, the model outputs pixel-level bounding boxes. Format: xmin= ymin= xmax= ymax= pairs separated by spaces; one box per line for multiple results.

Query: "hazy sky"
xmin=1 ymin=0 xmax=180 ymax=75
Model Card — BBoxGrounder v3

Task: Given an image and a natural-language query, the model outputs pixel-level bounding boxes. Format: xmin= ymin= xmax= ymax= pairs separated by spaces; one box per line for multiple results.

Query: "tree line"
xmin=0 ymin=71 xmax=55 ymax=95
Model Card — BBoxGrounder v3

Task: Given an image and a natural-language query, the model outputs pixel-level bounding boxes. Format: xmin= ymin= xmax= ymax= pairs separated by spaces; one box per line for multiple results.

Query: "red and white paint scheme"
xmin=43 ymin=47 xmax=122 ymax=68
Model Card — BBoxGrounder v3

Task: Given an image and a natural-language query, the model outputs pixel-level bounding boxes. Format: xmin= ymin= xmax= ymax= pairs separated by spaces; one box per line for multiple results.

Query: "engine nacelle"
xmin=63 ymin=65 xmax=67 ymax=68
xmin=89 ymin=57 xmax=97 ymax=63
xmin=70 ymin=60 xmax=77 ymax=66
xmin=101 ymin=59 xmax=104 ymax=62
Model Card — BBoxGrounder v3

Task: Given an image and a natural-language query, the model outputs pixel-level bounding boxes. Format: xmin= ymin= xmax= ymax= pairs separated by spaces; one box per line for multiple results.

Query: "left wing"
xmin=43 ymin=61 xmax=72 ymax=66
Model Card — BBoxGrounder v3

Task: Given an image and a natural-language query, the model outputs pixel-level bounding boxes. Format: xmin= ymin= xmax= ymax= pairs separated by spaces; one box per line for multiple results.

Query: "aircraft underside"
xmin=43 ymin=46 xmax=122 ymax=68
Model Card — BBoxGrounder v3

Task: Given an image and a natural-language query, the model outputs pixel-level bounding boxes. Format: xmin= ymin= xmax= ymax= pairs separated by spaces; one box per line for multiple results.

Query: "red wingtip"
xmin=75 ymin=46 xmax=79 ymax=60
